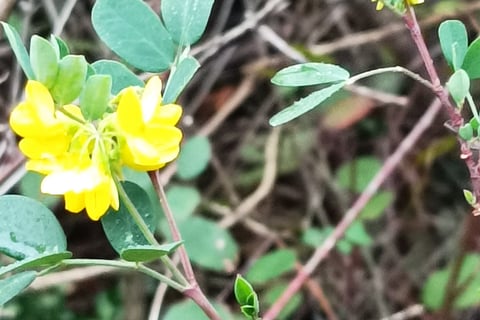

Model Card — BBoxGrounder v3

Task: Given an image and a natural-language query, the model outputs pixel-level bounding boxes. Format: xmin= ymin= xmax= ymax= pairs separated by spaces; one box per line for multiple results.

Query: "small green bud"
xmin=464 ymin=189 xmax=476 ymax=207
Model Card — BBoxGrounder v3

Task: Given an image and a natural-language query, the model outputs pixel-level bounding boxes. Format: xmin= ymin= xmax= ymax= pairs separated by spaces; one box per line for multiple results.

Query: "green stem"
xmin=346 ymin=66 xmax=435 ymax=92
xmin=466 ymin=93 xmax=480 ymax=123
xmin=115 ymin=178 xmax=189 ymax=286
xmin=115 ymin=178 xmax=158 ymax=245
xmin=61 ymin=259 xmax=185 ymax=292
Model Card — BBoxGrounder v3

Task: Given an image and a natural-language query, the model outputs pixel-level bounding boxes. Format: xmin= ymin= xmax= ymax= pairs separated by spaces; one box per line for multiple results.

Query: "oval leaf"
xmin=120 ymin=242 xmax=183 ymax=262
xmin=177 ymin=136 xmax=212 ymax=180
xmin=447 ymin=69 xmax=470 ymax=106
xmin=92 ymin=0 xmax=175 ymax=72
xmin=270 ymin=82 xmax=345 ymax=126
xmin=92 ymin=60 xmax=143 ymax=95
xmin=1 ymin=22 xmax=35 ymax=80
xmin=0 ymin=195 xmax=67 ymax=260
xmin=462 ymin=37 xmax=480 ymax=79
xmin=161 ymin=0 xmax=214 ymax=45
xmin=163 ymin=55 xmax=200 ymax=103
xmin=101 ymin=181 xmax=157 ymax=254
xmin=271 ymin=63 xmax=350 ymax=87
xmin=50 ymin=55 xmax=88 ymax=104
xmin=336 ymin=156 xmax=382 ymax=193
xmin=246 ymin=249 xmax=296 ymax=285
xmin=438 ymin=20 xmax=468 ymax=70
xmin=177 ymin=217 xmax=238 ymax=272
xmin=0 ymin=271 xmax=37 ymax=306
xmin=80 ymin=74 xmax=112 ymax=120
xmin=30 ymin=36 xmax=59 ymax=89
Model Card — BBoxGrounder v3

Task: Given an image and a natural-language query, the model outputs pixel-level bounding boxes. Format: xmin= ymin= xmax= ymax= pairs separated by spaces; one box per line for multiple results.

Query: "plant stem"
xmin=403 ymin=5 xmax=480 ymax=202
xmin=148 ymin=171 xmax=196 ymax=283
xmin=115 ymin=178 xmax=189 ymax=286
xmin=61 ymin=258 xmax=185 ymax=292
xmin=263 ymin=99 xmax=443 ymax=320
xmin=149 ymin=171 xmax=221 ymax=320
xmin=346 ymin=66 xmax=435 ymax=91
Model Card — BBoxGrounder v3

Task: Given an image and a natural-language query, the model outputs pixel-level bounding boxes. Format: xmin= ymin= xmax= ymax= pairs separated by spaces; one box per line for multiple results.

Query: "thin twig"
xmin=219 ymin=127 xmax=280 ymax=228
xmin=379 ymin=304 xmax=425 ymax=320
xmin=148 ymin=171 xmax=221 ymax=320
xmin=263 ymin=99 xmax=443 ymax=320
xmin=192 ymin=0 xmax=289 ymax=62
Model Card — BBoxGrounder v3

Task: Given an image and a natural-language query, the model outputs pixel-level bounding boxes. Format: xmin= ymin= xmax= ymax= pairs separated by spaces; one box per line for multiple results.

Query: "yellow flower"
xmin=372 ymin=0 xmax=424 ymax=10
xmin=10 ymin=76 xmax=184 ymax=220
xmin=10 ymin=81 xmax=70 ymax=159
xmin=10 ymin=80 xmax=120 ymax=220
xmin=116 ymin=76 xmax=183 ymax=171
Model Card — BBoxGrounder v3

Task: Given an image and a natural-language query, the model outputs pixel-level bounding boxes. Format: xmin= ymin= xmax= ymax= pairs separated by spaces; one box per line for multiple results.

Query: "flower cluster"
xmin=10 ymin=77 xmax=182 ymax=220
xmin=371 ymin=0 xmax=424 ymax=10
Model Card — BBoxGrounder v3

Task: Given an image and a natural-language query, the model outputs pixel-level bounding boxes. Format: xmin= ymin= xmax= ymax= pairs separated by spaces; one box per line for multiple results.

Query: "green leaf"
xmin=177 ymin=136 xmax=212 ymax=180
xmin=163 ymin=55 xmax=200 ymax=103
xmin=269 ymin=82 xmax=345 ymax=126
xmin=29 ymin=36 xmax=59 ymax=89
xmin=50 ymin=55 xmax=88 ymax=104
xmin=161 ymin=0 xmax=214 ymax=45
xmin=0 ymin=271 xmax=37 ymax=306
xmin=163 ymin=185 xmax=201 ymax=222
xmin=0 ymin=252 xmax=72 ymax=277
xmin=336 ymin=156 xmax=382 ymax=193
xmin=164 ymin=300 xmax=233 ymax=320
xmin=1 ymin=22 xmax=35 ymax=79
xmin=49 ymin=35 xmax=70 ymax=59
xmin=101 ymin=181 xmax=157 ymax=254
xmin=234 ymin=275 xmax=256 ymax=306
xmin=0 ymin=195 xmax=67 ymax=260
xmin=301 ymin=227 xmax=357 ymax=255
xmin=92 ymin=60 xmax=143 ymax=95
xmin=438 ymin=20 xmax=468 ymax=70
xmin=19 ymin=172 xmax=60 ymax=210
xmin=459 ymin=123 xmax=474 ymax=141
xmin=80 ymin=74 xmax=112 ymax=120
xmin=263 ymin=282 xmax=302 ymax=320
xmin=464 ymin=189 xmax=476 ymax=206
xmin=246 ymin=249 xmax=296 ymax=285
xmin=345 ymin=221 xmax=373 ymax=246
xmin=120 ymin=242 xmax=183 ymax=262
xmin=359 ymin=191 xmax=394 ymax=220
xmin=271 ymin=63 xmax=350 ymax=87
xmin=462 ymin=37 xmax=480 ymax=79
xmin=92 ymin=0 xmax=175 ymax=72
xmin=447 ymin=69 xmax=470 ymax=106
xmin=422 ymin=254 xmax=480 ymax=310
xmin=177 ymin=217 xmax=238 ymax=272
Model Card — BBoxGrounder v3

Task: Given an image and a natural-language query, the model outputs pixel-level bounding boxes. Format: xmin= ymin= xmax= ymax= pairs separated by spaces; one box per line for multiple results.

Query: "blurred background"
xmin=1 ymin=0 xmax=480 ymax=319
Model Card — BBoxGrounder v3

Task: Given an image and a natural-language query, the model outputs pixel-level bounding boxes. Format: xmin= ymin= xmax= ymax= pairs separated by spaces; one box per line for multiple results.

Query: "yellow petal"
xmin=149 ymin=104 xmax=182 ymax=126
xmin=117 ymin=88 xmax=144 ymax=134
xmin=85 ymin=179 xmax=112 ymax=220
xmin=141 ymin=76 xmax=163 ymax=123
xmin=64 ymin=191 xmax=85 ymax=213
xmin=19 ymin=135 xmax=69 ymax=158
xmin=25 ymin=81 xmax=55 ymax=116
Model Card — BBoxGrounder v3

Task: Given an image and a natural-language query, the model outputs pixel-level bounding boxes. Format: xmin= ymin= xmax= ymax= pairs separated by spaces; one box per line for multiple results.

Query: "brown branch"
xmin=263 ymin=99 xmax=443 ymax=320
